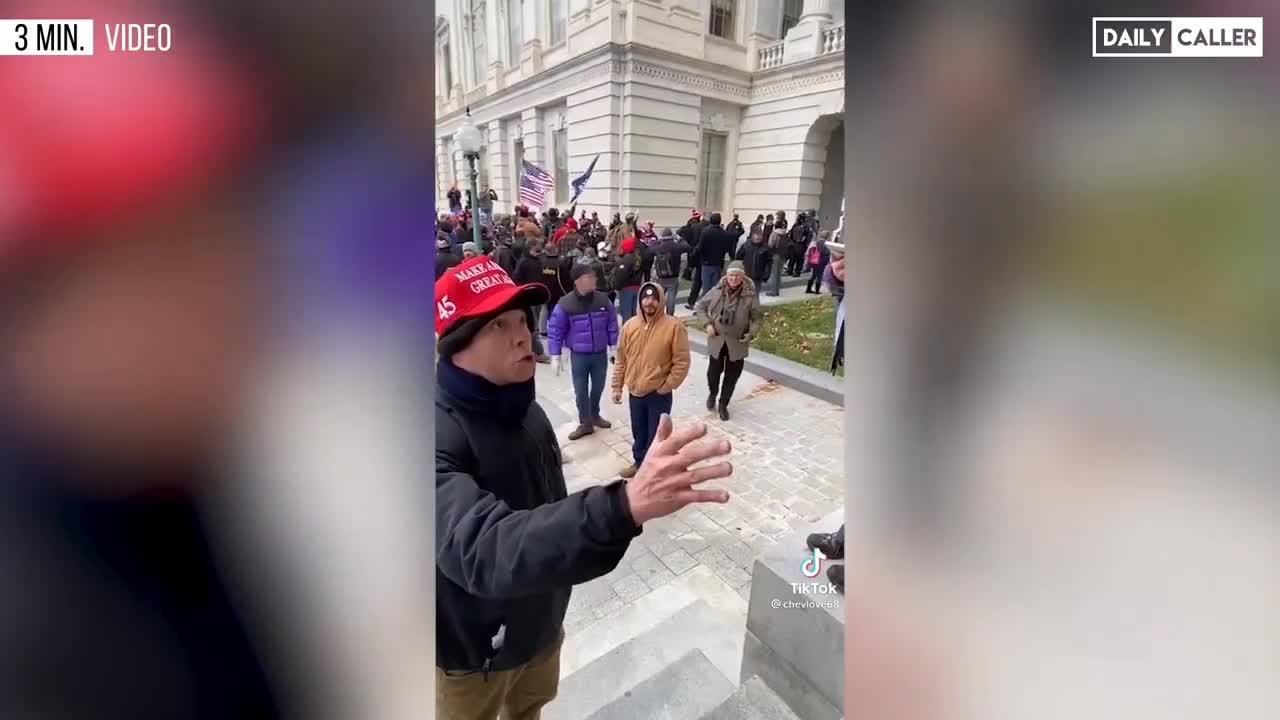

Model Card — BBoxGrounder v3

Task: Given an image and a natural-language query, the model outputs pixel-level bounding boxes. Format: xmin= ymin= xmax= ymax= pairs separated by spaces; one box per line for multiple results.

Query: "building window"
xmin=549 ymin=0 xmax=566 ymax=46
xmin=439 ymin=36 xmax=452 ymax=94
xmin=698 ymin=132 xmax=727 ymax=211
xmin=470 ymin=0 xmax=488 ymax=86
xmin=508 ymin=0 xmax=523 ymax=67
xmin=708 ymin=0 xmax=735 ymax=41
xmin=552 ymin=128 xmax=569 ymax=203
xmin=780 ymin=0 xmax=802 ymax=38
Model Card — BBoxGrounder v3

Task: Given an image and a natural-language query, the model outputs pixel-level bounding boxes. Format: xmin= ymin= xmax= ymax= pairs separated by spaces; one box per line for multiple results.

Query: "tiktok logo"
xmin=800 ymin=547 xmax=826 ymax=578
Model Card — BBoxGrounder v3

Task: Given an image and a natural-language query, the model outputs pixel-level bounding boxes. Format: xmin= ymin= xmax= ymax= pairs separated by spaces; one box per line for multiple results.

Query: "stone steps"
xmin=584 ymin=649 xmax=734 ymax=720
xmin=543 ymin=595 xmax=743 ymax=719
xmin=701 ymin=675 xmax=802 ymax=720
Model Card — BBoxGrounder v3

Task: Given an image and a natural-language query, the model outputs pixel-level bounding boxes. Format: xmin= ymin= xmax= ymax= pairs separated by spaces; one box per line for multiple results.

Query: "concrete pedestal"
xmin=741 ymin=509 xmax=845 ymax=719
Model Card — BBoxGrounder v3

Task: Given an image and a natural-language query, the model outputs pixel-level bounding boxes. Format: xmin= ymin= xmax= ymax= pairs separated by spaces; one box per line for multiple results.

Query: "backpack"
xmin=806 ymin=242 xmax=821 ymax=267
xmin=654 ymin=247 xmax=676 ymax=279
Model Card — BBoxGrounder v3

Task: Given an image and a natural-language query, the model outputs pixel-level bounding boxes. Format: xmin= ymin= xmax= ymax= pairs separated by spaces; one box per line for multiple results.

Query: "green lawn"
xmin=690 ymin=296 xmax=841 ymax=374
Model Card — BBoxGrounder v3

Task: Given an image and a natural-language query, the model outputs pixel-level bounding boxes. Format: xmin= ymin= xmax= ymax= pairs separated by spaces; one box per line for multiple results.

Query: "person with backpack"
xmin=805 ymin=229 xmax=832 ymax=294
xmin=787 ymin=211 xmax=812 ymax=277
xmin=735 ymin=229 xmax=772 ymax=297
xmin=652 ymin=226 xmax=691 ymax=315
xmin=611 ymin=236 xmax=645 ymax=326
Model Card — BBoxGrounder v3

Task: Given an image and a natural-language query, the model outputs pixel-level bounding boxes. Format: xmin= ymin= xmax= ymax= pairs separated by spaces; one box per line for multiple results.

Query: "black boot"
xmin=805 ymin=529 xmax=845 ymax=560
xmin=717 ymin=401 xmax=730 ymax=421
xmin=826 ymin=564 xmax=844 ymax=594
xmin=706 ymin=392 xmax=717 ymax=411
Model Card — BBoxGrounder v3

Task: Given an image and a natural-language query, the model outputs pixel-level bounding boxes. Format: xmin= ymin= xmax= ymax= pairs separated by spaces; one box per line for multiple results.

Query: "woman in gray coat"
xmin=695 ymin=261 xmax=763 ymax=420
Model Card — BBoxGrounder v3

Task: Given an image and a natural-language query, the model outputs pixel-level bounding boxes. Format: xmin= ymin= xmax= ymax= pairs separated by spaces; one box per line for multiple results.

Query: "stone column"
xmin=486 ymin=0 xmax=505 ymax=91
xmin=520 ymin=0 xmax=543 ymax=76
xmin=435 ymin=137 xmax=454 ymax=205
xmin=518 ymin=108 xmax=545 ymax=209
xmin=486 ymin=119 xmax=511 ymax=214
xmin=782 ymin=0 xmax=832 ymax=64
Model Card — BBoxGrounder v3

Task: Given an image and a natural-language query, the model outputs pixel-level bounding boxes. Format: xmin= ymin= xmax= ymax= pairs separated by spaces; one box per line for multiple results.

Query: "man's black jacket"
xmin=697 ymin=223 xmax=735 ymax=269
xmin=435 ymin=385 xmax=638 ymax=673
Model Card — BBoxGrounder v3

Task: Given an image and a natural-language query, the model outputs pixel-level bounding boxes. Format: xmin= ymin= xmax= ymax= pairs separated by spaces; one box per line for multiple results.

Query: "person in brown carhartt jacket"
xmin=611 ymin=281 xmax=690 ymax=477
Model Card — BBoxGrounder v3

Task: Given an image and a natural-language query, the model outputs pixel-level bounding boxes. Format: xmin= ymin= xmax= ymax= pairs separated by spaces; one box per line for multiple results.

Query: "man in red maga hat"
xmin=433 ymin=256 xmax=736 ymax=718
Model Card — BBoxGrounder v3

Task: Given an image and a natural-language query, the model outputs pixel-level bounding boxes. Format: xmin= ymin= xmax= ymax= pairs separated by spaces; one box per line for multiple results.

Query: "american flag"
xmin=519 ymin=159 xmax=554 ymax=207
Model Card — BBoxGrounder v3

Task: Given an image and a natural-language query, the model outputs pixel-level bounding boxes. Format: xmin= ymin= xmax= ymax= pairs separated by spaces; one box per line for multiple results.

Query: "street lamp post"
xmin=457 ymin=108 xmax=485 ymax=253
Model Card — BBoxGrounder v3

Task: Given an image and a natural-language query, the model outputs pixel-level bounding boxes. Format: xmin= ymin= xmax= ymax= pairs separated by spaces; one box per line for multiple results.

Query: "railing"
xmin=822 ymin=23 xmax=845 ymax=54
xmin=757 ymin=39 xmax=785 ymax=70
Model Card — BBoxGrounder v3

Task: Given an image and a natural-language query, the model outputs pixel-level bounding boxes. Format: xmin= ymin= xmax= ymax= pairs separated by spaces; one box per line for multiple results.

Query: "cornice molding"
xmin=437 ymin=43 xmax=843 ymax=135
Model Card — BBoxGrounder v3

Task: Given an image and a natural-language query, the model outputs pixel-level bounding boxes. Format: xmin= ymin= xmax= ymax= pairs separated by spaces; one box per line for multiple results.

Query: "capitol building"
xmin=435 ymin=0 xmax=846 ymax=229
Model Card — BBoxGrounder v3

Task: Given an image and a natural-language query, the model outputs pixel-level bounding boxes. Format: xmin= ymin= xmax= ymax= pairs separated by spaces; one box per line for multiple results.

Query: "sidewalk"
xmin=533 ymin=348 xmax=844 ymax=634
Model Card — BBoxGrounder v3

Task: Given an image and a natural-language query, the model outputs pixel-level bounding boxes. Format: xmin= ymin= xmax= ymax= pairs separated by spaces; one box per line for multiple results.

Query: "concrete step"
xmin=544 ymin=594 xmax=745 ymax=720
xmin=741 ymin=508 xmax=846 ymax=720
xmin=701 ymin=675 xmax=802 ymax=720
xmin=583 ymin=649 xmax=734 ymax=720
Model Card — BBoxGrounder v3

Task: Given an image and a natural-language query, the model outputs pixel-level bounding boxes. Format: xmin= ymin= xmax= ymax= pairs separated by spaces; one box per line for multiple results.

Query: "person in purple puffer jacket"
xmin=548 ymin=263 xmax=620 ymax=440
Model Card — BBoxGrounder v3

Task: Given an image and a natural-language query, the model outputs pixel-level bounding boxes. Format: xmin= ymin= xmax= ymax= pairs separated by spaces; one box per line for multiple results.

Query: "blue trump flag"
xmin=570 ymin=154 xmax=599 ymax=203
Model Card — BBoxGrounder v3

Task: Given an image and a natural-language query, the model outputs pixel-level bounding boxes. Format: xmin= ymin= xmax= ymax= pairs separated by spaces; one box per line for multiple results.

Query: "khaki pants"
xmin=435 ymin=633 xmax=563 ymax=720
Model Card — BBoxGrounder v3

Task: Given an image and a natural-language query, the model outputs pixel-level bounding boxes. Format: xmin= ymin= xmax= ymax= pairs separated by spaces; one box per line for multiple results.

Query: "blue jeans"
xmin=570 ymin=351 xmax=608 ymax=424
xmin=618 ymin=287 xmax=639 ymax=326
xmin=629 ymin=391 xmax=673 ymax=465
xmin=658 ymin=277 xmax=679 ymax=315
xmin=700 ymin=266 xmax=723 ymax=296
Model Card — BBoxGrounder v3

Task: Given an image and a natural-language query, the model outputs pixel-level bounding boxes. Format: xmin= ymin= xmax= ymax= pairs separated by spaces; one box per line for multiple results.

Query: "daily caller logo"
xmin=1094 ymin=17 xmax=1263 ymax=57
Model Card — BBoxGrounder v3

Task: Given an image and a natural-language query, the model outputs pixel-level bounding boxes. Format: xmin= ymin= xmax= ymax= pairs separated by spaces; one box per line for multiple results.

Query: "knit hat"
xmin=726 ymin=260 xmax=746 ymax=275
xmin=462 ymin=241 xmax=479 ymax=256
xmin=571 ymin=262 xmax=597 ymax=282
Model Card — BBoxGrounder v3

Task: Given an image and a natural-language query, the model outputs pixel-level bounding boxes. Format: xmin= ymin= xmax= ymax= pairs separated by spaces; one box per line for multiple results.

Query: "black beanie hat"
xmin=571 ymin=262 xmax=597 ymax=282
xmin=437 ymin=306 xmax=536 ymax=359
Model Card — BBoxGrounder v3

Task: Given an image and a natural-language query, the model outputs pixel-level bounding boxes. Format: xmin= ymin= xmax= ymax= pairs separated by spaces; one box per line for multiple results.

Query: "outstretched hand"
xmin=624 ymin=416 xmax=732 ymax=527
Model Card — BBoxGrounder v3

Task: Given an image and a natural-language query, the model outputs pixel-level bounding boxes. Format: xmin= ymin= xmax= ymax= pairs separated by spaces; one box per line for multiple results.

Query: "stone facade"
xmin=436 ymin=0 xmax=845 ymax=228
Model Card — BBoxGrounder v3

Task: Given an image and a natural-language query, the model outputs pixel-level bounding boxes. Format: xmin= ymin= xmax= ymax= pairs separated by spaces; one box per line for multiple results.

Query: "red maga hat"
xmin=435 ymin=256 xmax=549 ymax=337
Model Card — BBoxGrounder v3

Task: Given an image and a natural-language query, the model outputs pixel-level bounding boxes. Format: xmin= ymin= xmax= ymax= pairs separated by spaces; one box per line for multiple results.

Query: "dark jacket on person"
xmin=683 ymin=220 xmax=705 ymax=265
xmin=0 ymin=431 xmax=280 ymax=719
xmin=493 ymin=243 xmax=518 ymax=276
xmin=538 ymin=253 xmax=572 ymax=305
xmin=611 ymin=249 xmax=644 ymax=291
xmin=652 ymin=235 xmax=691 ymax=280
xmin=435 ymin=360 xmax=638 ymax=673
xmin=697 ymin=223 xmax=735 ymax=269
xmin=513 ymin=252 xmax=544 ymax=287
xmin=436 ymin=244 xmax=462 ymax=279
xmin=736 ymin=237 xmax=772 ymax=284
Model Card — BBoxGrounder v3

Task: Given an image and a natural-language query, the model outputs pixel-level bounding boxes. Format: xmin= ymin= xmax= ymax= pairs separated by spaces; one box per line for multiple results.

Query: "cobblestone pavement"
xmin=534 ymin=345 xmax=844 ymax=636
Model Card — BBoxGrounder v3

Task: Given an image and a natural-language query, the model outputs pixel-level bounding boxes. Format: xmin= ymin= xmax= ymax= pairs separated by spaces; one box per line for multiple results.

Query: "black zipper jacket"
xmin=435 ymin=383 xmax=639 ymax=673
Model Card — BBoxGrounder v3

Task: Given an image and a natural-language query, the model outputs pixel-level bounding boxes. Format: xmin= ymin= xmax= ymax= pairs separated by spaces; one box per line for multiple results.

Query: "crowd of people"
xmin=429 ymin=193 xmax=850 ymax=716
xmin=434 ymin=195 xmax=848 ymax=465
